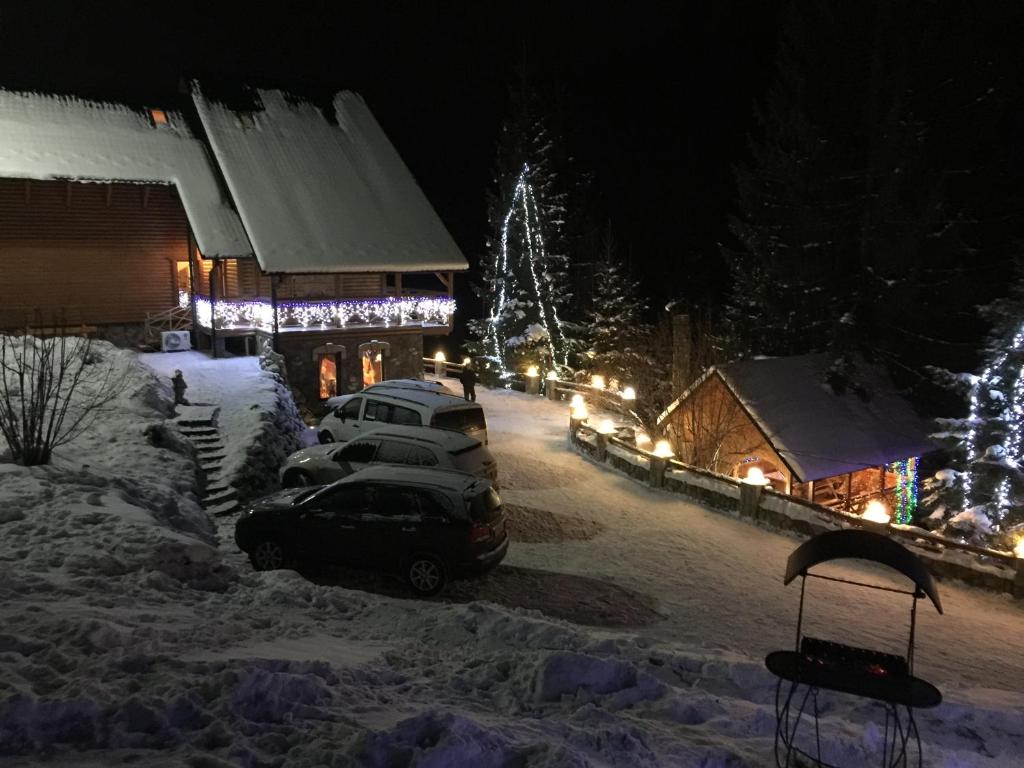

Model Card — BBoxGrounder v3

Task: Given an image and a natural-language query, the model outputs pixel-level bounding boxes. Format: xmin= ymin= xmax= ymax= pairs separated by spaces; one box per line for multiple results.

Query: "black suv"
xmin=235 ymin=465 xmax=509 ymax=596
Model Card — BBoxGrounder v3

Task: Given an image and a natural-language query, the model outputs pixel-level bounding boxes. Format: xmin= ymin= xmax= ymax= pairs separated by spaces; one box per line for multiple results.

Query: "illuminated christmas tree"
xmin=468 ymin=78 xmax=579 ymax=377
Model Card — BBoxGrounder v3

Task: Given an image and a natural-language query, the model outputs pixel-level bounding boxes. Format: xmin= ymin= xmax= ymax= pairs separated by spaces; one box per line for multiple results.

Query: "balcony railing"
xmin=180 ymin=292 xmax=455 ymax=332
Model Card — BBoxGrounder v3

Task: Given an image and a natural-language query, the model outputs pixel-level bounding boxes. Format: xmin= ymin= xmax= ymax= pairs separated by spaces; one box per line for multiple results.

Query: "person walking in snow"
xmin=459 ymin=362 xmax=477 ymax=402
xmin=171 ymin=369 xmax=189 ymax=406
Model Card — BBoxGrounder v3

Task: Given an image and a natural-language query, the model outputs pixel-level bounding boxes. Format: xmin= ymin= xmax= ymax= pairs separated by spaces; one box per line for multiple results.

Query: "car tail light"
xmin=469 ymin=522 xmax=492 ymax=544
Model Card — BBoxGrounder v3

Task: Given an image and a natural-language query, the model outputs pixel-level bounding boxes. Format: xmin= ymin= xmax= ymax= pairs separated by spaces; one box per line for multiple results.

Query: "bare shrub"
xmin=0 ymin=332 xmax=121 ymax=466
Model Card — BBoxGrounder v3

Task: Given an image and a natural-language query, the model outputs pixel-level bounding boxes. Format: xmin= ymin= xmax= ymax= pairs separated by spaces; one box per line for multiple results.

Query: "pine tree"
xmin=468 ymin=73 xmax=581 ymax=378
xmin=584 ymin=247 xmax=647 ymax=387
xmin=724 ymin=1 xmax=1015 ymax=409
xmin=944 ymin=271 xmax=1024 ymax=546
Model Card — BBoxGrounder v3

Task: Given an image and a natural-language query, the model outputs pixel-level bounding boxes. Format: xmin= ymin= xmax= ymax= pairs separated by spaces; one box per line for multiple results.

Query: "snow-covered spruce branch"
xmin=0 ymin=333 xmax=126 ymax=466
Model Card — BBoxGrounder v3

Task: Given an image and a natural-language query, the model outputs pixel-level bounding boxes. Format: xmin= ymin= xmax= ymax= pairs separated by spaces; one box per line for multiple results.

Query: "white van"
xmin=318 ymin=386 xmax=488 ymax=446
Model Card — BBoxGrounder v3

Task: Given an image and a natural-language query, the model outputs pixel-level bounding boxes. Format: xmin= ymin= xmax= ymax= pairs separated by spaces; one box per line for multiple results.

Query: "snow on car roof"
xmin=192 ymin=88 xmax=468 ymax=274
xmin=0 ymin=88 xmax=252 ymax=258
xmin=340 ymin=464 xmax=483 ymax=491
xmin=358 ymin=424 xmax=480 ymax=450
xmin=361 ymin=387 xmax=479 ymax=410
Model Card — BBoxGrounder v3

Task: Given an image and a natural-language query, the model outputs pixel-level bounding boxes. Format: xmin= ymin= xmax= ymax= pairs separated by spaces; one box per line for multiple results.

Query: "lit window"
xmin=150 ymin=109 xmax=169 ymax=126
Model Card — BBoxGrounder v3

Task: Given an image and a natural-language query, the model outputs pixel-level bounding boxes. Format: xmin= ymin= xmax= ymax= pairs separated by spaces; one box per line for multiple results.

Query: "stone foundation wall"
xmin=274 ymin=330 xmax=425 ymax=413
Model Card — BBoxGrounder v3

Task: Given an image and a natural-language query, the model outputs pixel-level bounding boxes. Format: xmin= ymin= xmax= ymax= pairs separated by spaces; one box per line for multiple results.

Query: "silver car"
xmin=280 ymin=425 xmax=498 ymax=488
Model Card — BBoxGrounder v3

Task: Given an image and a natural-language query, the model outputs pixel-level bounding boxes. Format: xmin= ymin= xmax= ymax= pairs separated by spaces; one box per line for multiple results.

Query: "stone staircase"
xmin=172 ymin=405 xmax=241 ymax=518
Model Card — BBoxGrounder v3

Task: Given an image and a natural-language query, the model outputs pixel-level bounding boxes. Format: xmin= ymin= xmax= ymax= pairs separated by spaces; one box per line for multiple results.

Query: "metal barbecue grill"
xmin=765 ymin=529 xmax=943 ymax=767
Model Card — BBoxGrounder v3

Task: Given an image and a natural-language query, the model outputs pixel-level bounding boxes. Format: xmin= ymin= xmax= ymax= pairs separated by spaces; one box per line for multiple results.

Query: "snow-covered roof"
xmin=689 ymin=354 xmax=934 ymax=482
xmin=0 ymin=89 xmax=252 ymax=257
xmin=192 ymin=89 xmax=468 ymax=274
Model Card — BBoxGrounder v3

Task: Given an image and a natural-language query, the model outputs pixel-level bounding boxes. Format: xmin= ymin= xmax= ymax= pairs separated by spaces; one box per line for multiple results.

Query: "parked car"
xmin=235 ymin=466 xmax=509 ymax=595
xmin=318 ymin=387 xmax=488 ymax=446
xmin=279 ymin=425 xmax=498 ymax=488
xmin=324 ymin=378 xmax=455 ymax=410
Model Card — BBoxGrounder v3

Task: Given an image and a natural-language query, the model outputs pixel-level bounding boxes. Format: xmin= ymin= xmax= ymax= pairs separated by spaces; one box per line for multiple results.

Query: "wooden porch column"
xmin=187 ymin=233 xmax=199 ymax=343
xmin=807 ymin=480 xmax=814 ymax=502
xmin=270 ymin=274 xmax=279 ymax=351
xmin=394 ymin=272 xmax=402 ymax=296
xmin=210 ymin=260 xmax=220 ymax=359
xmin=879 ymin=465 xmax=886 ymax=494
xmin=447 ymin=271 xmax=454 ymax=297
xmin=845 ymin=472 xmax=853 ymax=513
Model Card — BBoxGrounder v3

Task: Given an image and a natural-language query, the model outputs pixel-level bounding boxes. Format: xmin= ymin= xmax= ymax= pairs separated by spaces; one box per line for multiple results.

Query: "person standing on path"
xmin=171 ymin=369 xmax=189 ymax=406
xmin=459 ymin=363 xmax=477 ymax=402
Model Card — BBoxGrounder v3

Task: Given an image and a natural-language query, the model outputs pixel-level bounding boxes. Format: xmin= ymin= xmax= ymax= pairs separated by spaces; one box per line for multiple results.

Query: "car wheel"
xmin=318 ymin=430 xmax=335 ymax=444
xmin=406 ymin=554 xmax=447 ymax=597
xmin=283 ymin=470 xmax=313 ymax=488
xmin=250 ymin=539 xmax=289 ymax=571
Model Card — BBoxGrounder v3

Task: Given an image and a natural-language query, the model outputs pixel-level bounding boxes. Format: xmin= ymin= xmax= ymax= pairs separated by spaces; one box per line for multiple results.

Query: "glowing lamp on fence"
xmin=621 ymin=386 xmax=636 ymax=401
xmin=635 ymin=431 xmax=651 ymax=447
xmin=462 ymin=357 xmax=472 ymax=367
xmin=1014 ymin=537 xmax=1024 ymax=559
xmin=571 ymin=403 xmax=589 ymax=421
xmin=653 ymin=440 xmax=674 ymax=458
xmin=526 ymin=365 xmax=539 ymax=378
xmin=434 ymin=351 xmax=446 ymax=362
xmin=570 ymin=393 xmax=585 ymax=408
xmin=743 ymin=467 xmax=770 ymax=486
xmin=591 ymin=375 xmax=606 ymax=390
xmin=597 ymin=419 xmax=616 ymax=435
xmin=862 ymin=500 xmax=892 ymax=525
xmin=546 ymin=370 xmax=558 ymax=381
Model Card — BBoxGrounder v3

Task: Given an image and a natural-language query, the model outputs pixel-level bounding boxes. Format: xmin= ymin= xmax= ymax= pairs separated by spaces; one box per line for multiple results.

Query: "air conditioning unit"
xmin=161 ymin=330 xmax=191 ymax=352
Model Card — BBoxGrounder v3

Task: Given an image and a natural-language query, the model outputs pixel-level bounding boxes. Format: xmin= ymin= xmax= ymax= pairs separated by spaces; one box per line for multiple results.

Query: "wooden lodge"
xmin=659 ymin=354 xmax=935 ymax=520
xmin=0 ymin=87 xmax=466 ymax=406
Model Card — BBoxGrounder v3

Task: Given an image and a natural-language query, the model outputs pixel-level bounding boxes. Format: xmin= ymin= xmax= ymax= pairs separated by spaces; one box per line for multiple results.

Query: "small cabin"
xmin=660 ymin=354 xmax=934 ymax=522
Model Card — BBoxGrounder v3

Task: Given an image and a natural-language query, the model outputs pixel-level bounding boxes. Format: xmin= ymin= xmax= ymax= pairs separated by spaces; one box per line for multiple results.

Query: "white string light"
xmin=185 ymin=292 xmax=455 ymax=332
xmin=486 ymin=163 xmax=568 ymax=372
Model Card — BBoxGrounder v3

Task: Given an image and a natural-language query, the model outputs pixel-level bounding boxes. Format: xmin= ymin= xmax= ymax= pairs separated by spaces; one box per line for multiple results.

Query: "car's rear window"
xmin=431 ymin=407 xmax=486 ymax=434
xmin=468 ymin=486 xmax=502 ymax=523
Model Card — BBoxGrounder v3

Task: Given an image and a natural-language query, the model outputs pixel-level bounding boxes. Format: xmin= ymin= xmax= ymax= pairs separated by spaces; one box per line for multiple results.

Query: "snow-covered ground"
xmin=2 ymin=352 xmax=1023 ymax=766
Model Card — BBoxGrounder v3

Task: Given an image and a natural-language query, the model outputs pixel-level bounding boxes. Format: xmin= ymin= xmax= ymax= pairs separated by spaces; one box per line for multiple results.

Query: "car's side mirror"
xmin=334 ymin=407 xmax=345 ymax=421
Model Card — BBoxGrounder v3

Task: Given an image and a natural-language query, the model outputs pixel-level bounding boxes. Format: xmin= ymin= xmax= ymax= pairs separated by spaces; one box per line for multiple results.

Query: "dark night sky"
xmin=0 ymin=1 xmax=783 ymax=315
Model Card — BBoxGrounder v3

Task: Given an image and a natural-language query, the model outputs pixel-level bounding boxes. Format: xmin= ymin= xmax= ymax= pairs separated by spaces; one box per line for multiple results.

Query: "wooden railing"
xmin=145 ymin=306 xmax=192 ymax=345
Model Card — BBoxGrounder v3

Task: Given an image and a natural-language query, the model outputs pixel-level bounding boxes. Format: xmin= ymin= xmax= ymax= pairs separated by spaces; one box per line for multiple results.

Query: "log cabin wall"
xmin=668 ymin=373 xmax=793 ymax=488
xmin=0 ymin=178 xmax=189 ymax=328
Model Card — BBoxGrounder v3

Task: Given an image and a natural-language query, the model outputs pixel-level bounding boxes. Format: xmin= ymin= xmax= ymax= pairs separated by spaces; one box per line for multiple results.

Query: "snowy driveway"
xmin=467 ymin=384 xmax=1024 ymax=696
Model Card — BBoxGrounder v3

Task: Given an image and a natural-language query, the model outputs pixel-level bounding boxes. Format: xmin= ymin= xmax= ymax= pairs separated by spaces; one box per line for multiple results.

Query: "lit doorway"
xmin=319 ymin=355 xmax=339 ymax=399
xmin=175 ymin=260 xmax=192 ymax=300
xmin=361 ymin=349 xmax=383 ymax=387
xmin=357 ymin=340 xmax=391 ymax=388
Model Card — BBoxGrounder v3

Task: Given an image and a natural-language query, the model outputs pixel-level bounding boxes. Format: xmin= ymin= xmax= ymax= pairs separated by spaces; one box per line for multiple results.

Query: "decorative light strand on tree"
xmin=890 ymin=457 xmax=918 ymax=525
xmin=486 ymin=163 xmax=567 ymax=372
xmin=963 ymin=322 xmax=1024 ymax=519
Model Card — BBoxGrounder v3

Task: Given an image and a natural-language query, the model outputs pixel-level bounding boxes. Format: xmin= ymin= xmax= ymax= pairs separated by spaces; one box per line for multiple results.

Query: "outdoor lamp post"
xmin=861 ymin=499 xmax=892 ymax=534
xmin=569 ymin=402 xmax=588 ymax=439
xmin=433 ymin=350 xmax=446 ymax=377
xmin=622 ymin=386 xmax=636 ymax=401
xmin=525 ymin=365 xmax=541 ymax=395
xmin=546 ymin=369 xmax=558 ymax=400
xmin=649 ymin=439 xmax=673 ymax=488
xmin=594 ymin=418 xmax=616 ymax=462
xmin=1014 ymin=538 xmax=1024 ymax=596
xmin=740 ymin=466 xmax=771 ymax=518
xmin=591 ymin=374 xmax=606 ymax=391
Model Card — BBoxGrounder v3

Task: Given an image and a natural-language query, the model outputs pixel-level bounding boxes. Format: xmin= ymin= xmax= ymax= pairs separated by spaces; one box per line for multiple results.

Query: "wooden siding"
xmin=0 ymin=178 xmax=189 ymax=327
xmin=666 ymin=373 xmax=793 ymax=489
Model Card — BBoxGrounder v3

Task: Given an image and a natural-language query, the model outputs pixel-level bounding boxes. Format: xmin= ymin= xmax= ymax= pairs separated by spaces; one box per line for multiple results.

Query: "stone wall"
xmin=274 ymin=329 xmax=424 ymax=412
